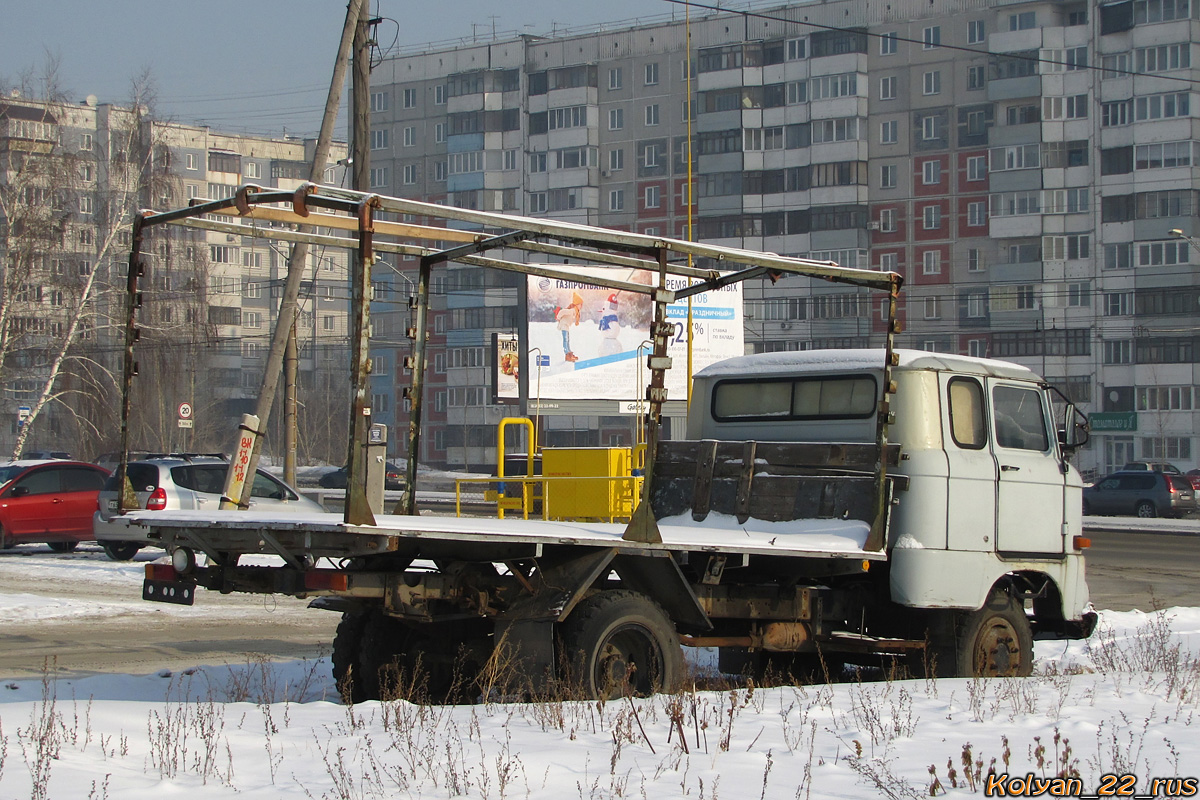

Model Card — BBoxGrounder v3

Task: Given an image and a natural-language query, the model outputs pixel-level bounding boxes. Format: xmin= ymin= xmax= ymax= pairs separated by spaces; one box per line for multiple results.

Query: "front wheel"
xmin=47 ymin=541 xmax=79 ymax=553
xmin=101 ymin=541 xmax=142 ymax=561
xmin=954 ymin=589 xmax=1033 ymax=677
xmin=559 ymin=590 xmax=683 ymax=699
xmin=332 ymin=610 xmax=370 ymax=704
xmin=0 ymin=524 xmax=10 ymax=551
xmin=1135 ymin=501 xmax=1157 ymax=518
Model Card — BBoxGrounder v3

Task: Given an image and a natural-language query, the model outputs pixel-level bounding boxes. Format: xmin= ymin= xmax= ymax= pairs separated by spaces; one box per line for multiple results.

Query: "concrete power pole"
xmin=239 ymin=0 xmax=363 ymax=497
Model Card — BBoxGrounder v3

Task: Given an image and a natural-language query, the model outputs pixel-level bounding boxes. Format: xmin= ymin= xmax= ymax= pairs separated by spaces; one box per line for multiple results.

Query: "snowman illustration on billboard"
xmin=597 ymin=292 xmax=623 ymax=357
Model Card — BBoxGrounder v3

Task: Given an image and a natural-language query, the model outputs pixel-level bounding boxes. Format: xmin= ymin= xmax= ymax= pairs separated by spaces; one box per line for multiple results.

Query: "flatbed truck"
xmin=115 ymin=185 xmax=1095 ymax=700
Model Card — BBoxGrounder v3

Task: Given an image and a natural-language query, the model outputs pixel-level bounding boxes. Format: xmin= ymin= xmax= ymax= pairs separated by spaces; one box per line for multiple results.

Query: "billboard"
xmin=495 ymin=333 xmax=520 ymax=401
xmin=525 ymin=268 xmax=743 ymax=401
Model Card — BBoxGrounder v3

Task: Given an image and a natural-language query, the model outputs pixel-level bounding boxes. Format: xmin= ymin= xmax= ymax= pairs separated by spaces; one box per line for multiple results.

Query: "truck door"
xmin=990 ymin=380 xmax=1065 ymax=555
xmin=941 ymin=374 xmax=996 ymax=551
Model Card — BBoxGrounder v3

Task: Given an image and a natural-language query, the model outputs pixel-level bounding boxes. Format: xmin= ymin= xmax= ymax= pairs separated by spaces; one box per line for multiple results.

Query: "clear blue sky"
xmin=1 ymin=1 xmax=686 ymax=137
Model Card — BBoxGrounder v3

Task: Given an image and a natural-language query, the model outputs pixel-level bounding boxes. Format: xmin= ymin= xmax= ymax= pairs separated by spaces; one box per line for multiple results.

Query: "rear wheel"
xmin=331 ymin=610 xmax=370 ymax=704
xmin=559 ymin=590 xmax=683 ymax=699
xmin=47 ymin=541 xmax=79 ymax=553
xmin=1135 ymin=501 xmax=1157 ymax=518
xmin=954 ymin=589 xmax=1033 ymax=677
xmin=101 ymin=541 xmax=141 ymax=561
xmin=357 ymin=610 xmax=417 ymax=701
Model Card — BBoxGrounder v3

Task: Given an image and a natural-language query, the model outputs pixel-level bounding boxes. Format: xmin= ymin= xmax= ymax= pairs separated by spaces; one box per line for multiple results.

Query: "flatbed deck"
xmin=124 ymin=509 xmax=884 ymax=564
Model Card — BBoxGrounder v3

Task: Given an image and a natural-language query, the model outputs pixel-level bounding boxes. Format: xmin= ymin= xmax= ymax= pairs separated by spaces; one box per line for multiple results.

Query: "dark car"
xmin=1121 ymin=461 xmax=1182 ymax=474
xmin=1083 ymin=470 xmax=1198 ymax=518
xmin=318 ymin=462 xmax=404 ymax=490
xmin=0 ymin=460 xmax=110 ymax=551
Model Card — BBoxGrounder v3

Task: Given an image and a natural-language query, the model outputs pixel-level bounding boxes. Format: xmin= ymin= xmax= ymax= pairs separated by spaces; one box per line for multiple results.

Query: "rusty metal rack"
xmin=120 ymin=183 xmax=903 ymax=548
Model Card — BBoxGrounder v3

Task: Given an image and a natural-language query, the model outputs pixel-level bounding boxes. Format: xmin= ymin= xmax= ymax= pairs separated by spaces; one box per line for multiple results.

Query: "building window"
xmin=645 ymin=63 xmax=659 ymax=85
xmin=921 ymin=160 xmax=941 ymax=185
xmin=1135 ymin=92 xmax=1190 ymax=121
xmin=402 ymin=126 xmax=416 ymax=147
xmin=967 ymin=201 xmax=987 ymax=227
xmin=1103 ymin=340 xmax=1133 ymax=365
xmin=370 ymin=91 xmax=388 ymax=112
xmin=924 ymin=296 xmax=940 ymax=319
xmin=529 ymin=192 xmax=547 ymax=213
xmin=402 ymin=164 xmax=418 ymax=185
xmin=433 ymin=161 xmax=447 ymax=181
xmin=244 ymin=161 xmax=261 ymax=179
xmin=880 ymin=120 xmax=898 ymax=144
xmin=402 ymin=88 xmax=417 ymax=108
xmin=609 ymin=148 xmax=624 ymax=171
xmin=787 ymin=38 xmax=807 ymax=60
xmin=968 ymin=20 xmax=986 ymax=44
xmin=645 ymin=104 xmax=660 ymax=126
xmin=967 ymin=294 xmax=987 ymax=318
xmin=368 ymin=167 xmax=389 ymax=188
xmin=1009 ymin=11 xmax=1036 ymax=30
xmin=880 ymin=164 xmax=897 ymax=189
xmin=80 ymin=133 xmax=93 ymax=151
xmin=967 ymin=66 xmax=987 ymax=90
xmin=921 ymin=115 xmax=939 ymax=141
xmin=185 ymin=152 xmax=197 ymax=170
xmin=879 ymin=76 xmax=896 ymax=100
xmin=79 ymin=196 xmax=93 ymax=214
xmin=608 ymin=67 xmax=623 ymax=90
xmin=609 ymin=108 xmax=624 ymax=130
xmin=880 ymin=252 xmax=898 ymax=271
xmin=609 ymin=189 xmax=625 ymax=211
xmin=1135 ymin=43 xmax=1191 ymax=73
xmin=434 ymin=85 xmax=446 ymax=105
xmin=370 ymin=129 xmax=390 ymax=150
xmin=880 ymin=32 xmax=897 ymax=55
xmin=923 ymin=26 xmax=941 ymax=49
xmin=644 ymin=185 xmax=661 ymax=209
xmin=923 ymin=250 xmax=941 ymax=274
xmin=922 ymin=205 xmax=942 ymax=229
xmin=879 ymin=208 xmax=897 ymax=233
xmin=967 ymin=248 xmax=983 ymax=271
xmin=923 ymin=70 xmax=942 ymax=95
xmin=966 ymin=156 xmax=987 ymax=181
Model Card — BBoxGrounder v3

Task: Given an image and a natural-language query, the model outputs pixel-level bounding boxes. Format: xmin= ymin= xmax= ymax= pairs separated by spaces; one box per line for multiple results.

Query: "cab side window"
xmin=947 ymin=377 xmax=987 ymax=449
xmin=60 ymin=467 xmax=106 ymax=492
xmin=250 ymin=472 xmax=288 ymax=500
xmin=993 ymin=385 xmax=1049 ymax=451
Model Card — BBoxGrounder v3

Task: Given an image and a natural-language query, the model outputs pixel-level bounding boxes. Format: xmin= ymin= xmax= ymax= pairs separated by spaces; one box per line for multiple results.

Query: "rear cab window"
xmin=947 ymin=377 xmax=987 ymax=449
xmin=712 ymin=375 xmax=877 ymax=421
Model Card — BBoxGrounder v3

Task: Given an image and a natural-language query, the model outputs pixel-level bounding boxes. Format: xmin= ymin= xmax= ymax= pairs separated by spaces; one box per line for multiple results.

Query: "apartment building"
xmin=366 ymin=0 xmax=1200 ymax=477
xmin=0 ymin=94 xmax=349 ymax=459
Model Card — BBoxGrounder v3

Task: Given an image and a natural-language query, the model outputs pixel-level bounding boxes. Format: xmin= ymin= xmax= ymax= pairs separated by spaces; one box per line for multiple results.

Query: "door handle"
xmin=52 ymin=497 xmax=64 ymax=503
xmin=1001 ymin=465 xmax=1020 ymax=472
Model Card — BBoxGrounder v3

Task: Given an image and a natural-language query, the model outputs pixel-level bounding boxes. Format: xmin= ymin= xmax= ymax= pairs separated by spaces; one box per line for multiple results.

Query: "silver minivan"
xmin=93 ymin=456 xmax=325 ymax=560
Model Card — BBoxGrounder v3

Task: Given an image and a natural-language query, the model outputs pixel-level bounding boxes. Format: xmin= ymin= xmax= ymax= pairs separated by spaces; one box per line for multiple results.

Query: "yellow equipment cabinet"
xmin=541 ymin=447 xmax=639 ymax=521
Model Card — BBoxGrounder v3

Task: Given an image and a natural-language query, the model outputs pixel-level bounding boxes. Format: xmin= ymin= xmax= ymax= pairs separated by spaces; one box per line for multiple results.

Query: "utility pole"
xmin=230 ymin=0 xmax=363 ymax=502
xmin=342 ymin=0 xmax=377 ymax=525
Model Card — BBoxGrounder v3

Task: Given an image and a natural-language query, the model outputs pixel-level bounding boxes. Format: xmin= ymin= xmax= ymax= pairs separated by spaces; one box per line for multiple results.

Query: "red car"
xmin=0 ymin=460 xmax=110 ymax=552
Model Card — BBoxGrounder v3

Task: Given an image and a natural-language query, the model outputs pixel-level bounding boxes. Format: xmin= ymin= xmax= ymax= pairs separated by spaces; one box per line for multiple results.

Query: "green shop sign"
xmin=1088 ymin=412 xmax=1137 ymax=432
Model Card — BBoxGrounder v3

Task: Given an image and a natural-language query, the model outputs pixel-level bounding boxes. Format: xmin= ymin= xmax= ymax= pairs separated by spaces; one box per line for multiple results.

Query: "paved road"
xmin=0 ymin=522 xmax=1195 ymax=680
xmin=1083 ymin=526 xmax=1200 ymax=611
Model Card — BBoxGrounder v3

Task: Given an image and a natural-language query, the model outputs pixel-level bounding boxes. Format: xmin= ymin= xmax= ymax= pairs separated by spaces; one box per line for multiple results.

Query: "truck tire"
xmin=332 ymin=610 xmax=370 ymax=704
xmin=47 ymin=541 xmax=79 ymax=553
xmin=0 ymin=524 xmax=10 ymax=550
xmin=101 ymin=541 xmax=142 ymax=561
xmin=358 ymin=610 xmax=417 ymax=701
xmin=559 ymin=590 xmax=683 ymax=699
xmin=954 ymin=589 xmax=1033 ymax=677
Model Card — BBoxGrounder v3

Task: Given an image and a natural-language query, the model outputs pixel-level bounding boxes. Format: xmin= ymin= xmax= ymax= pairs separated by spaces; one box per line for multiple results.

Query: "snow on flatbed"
xmin=122 ymin=508 xmax=880 ymax=559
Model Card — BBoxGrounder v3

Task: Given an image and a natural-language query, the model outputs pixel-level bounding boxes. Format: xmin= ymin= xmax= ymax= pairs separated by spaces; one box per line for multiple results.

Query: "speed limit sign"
xmin=178 ymin=402 xmax=193 ymax=420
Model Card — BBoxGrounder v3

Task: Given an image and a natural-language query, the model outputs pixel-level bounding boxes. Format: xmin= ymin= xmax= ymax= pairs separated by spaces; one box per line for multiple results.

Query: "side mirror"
xmin=9 ymin=485 xmax=30 ymax=498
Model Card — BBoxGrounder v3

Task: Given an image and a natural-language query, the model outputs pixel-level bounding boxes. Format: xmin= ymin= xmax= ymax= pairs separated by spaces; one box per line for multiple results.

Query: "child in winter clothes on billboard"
xmin=556 ymin=292 xmax=583 ymax=363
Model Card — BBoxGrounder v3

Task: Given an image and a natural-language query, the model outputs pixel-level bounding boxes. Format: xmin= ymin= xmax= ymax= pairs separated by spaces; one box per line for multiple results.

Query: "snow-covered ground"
xmin=1 ymin=557 xmax=1198 ymax=798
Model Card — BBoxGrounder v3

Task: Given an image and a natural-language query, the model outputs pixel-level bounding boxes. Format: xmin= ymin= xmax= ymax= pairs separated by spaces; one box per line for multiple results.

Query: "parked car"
xmin=1187 ymin=469 xmax=1200 ymax=492
xmin=22 ymin=450 xmax=72 ymax=460
xmin=0 ymin=460 xmax=110 ymax=551
xmin=1121 ymin=461 xmax=1182 ymax=474
xmin=93 ymin=456 xmax=324 ymax=560
xmin=1083 ymin=470 xmax=1198 ymax=518
xmin=318 ymin=461 xmax=404 ymax=490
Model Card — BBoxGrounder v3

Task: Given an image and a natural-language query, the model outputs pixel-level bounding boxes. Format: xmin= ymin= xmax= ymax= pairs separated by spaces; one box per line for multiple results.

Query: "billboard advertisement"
xmin=495 ymin=333 xmax=519 ymax=401
xmin=525 ymin=268 xmax=743 ymax=401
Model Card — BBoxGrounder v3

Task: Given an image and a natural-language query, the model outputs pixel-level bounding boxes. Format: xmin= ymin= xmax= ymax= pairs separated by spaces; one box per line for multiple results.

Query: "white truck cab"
xmin=689 ymin=349 xmax=1093 ymax=641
